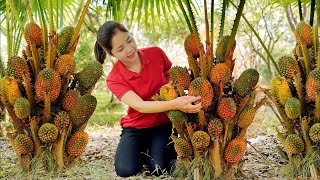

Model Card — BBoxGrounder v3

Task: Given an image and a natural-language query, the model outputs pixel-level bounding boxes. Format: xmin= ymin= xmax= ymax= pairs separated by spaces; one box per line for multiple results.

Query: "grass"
xmin=88 ymin=90 xmax=126 ymax=127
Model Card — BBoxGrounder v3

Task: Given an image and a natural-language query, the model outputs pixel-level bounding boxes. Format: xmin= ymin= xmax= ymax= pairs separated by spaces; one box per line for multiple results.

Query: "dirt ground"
xmin=0 ymin=124 xmax=288 ymax=180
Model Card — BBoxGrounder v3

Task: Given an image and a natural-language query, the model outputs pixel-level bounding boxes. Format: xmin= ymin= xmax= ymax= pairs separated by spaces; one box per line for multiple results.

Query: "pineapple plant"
xmin=156 ymin=0 xmax=268 ymax=179
xmin=1 ymin=0 xmax=100 ymax=172
xmin=264 ymin=3 xmax=320 ymax=177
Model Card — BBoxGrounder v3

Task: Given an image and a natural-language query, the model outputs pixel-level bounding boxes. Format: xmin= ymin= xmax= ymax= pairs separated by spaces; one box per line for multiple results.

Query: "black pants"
xmin=115 ymin=123 xmax=177 ymax=177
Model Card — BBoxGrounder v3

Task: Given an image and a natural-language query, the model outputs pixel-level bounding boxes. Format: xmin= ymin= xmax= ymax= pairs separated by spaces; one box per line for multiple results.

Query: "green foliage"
xmin=271 ymin=0 xmax=312 ymax=7
xmin=74 ymin=33 xmax=96 ymax=71
xmin=233 ymin=0 xmax=294 ymax=80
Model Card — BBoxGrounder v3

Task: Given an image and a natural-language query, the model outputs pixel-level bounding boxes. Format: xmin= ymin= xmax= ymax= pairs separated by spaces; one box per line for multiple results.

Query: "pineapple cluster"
xmin=269 ymin=20 xmax=320 ymax=178
xmin=158 ymin=32 xmax=266 ymax=179
xmin=0 ymin=1 xmax=100 ymax=171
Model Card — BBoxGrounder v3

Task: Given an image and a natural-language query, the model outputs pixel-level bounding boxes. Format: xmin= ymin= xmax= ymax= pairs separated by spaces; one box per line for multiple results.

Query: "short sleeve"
xmin=106 ymin=78 xmax=131 ymax=100
xmin=159 ymin=48 xmax=172 ymax=72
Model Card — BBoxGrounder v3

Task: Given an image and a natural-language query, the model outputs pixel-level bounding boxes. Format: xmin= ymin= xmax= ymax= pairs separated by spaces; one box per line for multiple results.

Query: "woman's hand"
xmin=171 ymin=96 xmax=202 ymax=113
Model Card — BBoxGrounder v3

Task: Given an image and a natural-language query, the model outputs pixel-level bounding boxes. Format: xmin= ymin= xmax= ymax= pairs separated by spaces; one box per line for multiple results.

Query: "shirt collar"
xmin=118 ymin=49 xmax=150 ymax=80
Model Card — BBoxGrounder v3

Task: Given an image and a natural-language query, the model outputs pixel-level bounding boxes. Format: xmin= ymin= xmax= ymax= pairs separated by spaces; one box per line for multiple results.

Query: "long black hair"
xmin=94 ymin=21 xmax=129 ymax=64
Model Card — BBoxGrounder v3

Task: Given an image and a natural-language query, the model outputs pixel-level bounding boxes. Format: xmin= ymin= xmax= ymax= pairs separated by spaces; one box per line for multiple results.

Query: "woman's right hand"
xmin=171 ymin=96 xmax=202 ymax=113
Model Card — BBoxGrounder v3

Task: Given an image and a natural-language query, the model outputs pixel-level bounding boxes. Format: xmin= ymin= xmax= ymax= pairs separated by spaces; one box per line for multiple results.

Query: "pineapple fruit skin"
xmin=234 ymin=69 xmax=259 ymax=97
xmin=14 ymin=134 xmax=34 ymax=154
xmin=306 ymin=68 xmax=320 ymax=101
xmin=285 ymin=134 xmax=305 ymax=154
xmin=191 ymin=131 xmax=211 ymax=151
xmin=69 ymin=94 xmax=97 ymax=127
xmin=184 ymin=33 xmax=203 ymax=58
xmin=24 ymin=22 xmax=42 ymax=47
xmin=38 ymin=123 xmax=59 ymax=143
xmin=188 ymin=77 xmax=214 ymax=111
xmin=170 ymin=66 xmax=191 ymax=90
xmin=209 ymin=63 xmax=231 ymax=86
xmin=14 ymin=97 xmax=31 ymax=119
xmin=309 ymin=123 xmax=320 ymax=143
xmin=284 ymin=97 xmax=301 ymax=119
xmin=224 ymin=139 xmax=247 ymax=163
xmin=58 ymin=26 xmax=75 ymax=55
xmin=174 ymin=137 xmax=193 ymax=158
xmin=67 ymin=131 xmax=89 ymax=156
xmin=270 ymin=76 xmax=292 ymax=106
xmin=278 ymin=55 xmax=300 ymax=78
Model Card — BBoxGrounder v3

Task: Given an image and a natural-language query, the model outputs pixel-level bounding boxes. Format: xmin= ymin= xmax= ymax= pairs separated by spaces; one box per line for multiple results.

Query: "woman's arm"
xmin=120 ymin=90 xmax=202 ymax=114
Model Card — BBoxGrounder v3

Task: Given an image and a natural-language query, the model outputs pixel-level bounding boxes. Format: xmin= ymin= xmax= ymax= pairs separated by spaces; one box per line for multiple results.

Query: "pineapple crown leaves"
xmin=218 ymin=0 xmax=229 ymax=40
xmin=176 ymin=0 xmax=193 ymax=32
xmin=0 ymin=57 xmax=5 ymax=78
xmin=223 ymin=0 xmax=246 ymax=63
xmin=68 ymin=0 xmax=92 ymax=52
xmin=184 ymin=0 xmax=201 ymax=46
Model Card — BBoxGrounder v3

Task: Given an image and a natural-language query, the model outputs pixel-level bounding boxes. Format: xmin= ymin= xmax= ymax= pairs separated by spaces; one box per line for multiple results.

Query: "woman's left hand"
xmin=171 ymin=96 xmax=202 ymax=113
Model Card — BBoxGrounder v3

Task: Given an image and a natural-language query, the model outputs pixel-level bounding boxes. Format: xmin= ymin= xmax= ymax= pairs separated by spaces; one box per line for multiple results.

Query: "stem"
xmin=276 ymin=145 xmax=289 ymax=161
xmin=255 ymin=97 xmax=268 ymax=110
xmin=316 ymin=94 xmax=320 ymax=121
xmin=22 ymin=74 xmax=34 ymax=112
xmin=210 ymin=0 xmax=214 ymax=54
xmin=199 ymin=51 xmax=207 ymax=79
xmin=318 ymin=40 xmax=320 ymax=68
xmin=188 ymin=55 xmax=199 ymax=78
xmin=30 ymin=41 xmax=40 ymax=75
xmin=53 ymin=129 xmax=66 ymax=171
xmin=198 ymin=109 xmax=206 ymax=130
xmin=300 ymin=36 xmax=311 ymax=75
xmin=68 ymin=0 xmax=92 ymax=51
xmin=14 ymin=28 xmax=23 ymax=56
xmin=238 ymin=127 xmax=248 ymax=139
xmin=276 ymin=130 xmax=289 ymax=154
xmin=310 ymin=0 xmax=315 ymax=26
xmin=222 ymin=124 xmax=228 ymax=151
xmin=173 ymin=122 xmax=186 ymax=140
xmin=229 ymin=1 xmax=280 ymax=75
xmin=209 ymin=139 xmax=222 ymax=178
xmin=48 ymin=0 xmax=55 ymax=36
xmin=264 ymin=89 xmax=294 ymax=133
xmin=6 ymin=1 xmax=12 ymax=58
xmin=1 ymin=97 xmax=23 ymax=134
xmin=204 ymin=0 xmax=210 ymax=49
xmin=186 ymin=122 xmax=194 ymax=139
xmin=224 ymin=0 xmax=246 ymax=69
xmin=6 ymin=0 xmax=24 ymax=29
xmin=218 ymin=0 xmax=227 ymax=40
xmin=233 ymin=95 xmax=249 ymax=121
xmin=298 ymin=0 xmax=303 ymax=21
xmin=44 ymin=93 xmax=51 ymax=123
xmin=177 ymin=0 xmax=193 ymax=33
xmin=267 ymin=102 xmax=285 ymax=128
xmin=37 ymin=0 xmax=47 ymax=59
xmin=313 ymin=21 xmax=318 ymax=60
xmin=30 ymin=117 xmax=43 ymax=157
xmin=46 ymin=41 xmax=52 ymax=69
xmin=25 ymin=0 xmax=34 ymax=22
xmin=247 ymin=140 xmax=273 ymax=165
xmin=301 ymin=118 xmax=313 ymax=157
xmin=204 ymin=0 xmax=213 ymax=73
xmin=293 ymin=74 xmax=305 ymax=110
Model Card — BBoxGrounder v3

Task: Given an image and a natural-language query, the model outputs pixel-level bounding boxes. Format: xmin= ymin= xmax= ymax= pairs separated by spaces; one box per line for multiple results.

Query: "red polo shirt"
xmin=106 ymin=46 xmax=172 ymax=128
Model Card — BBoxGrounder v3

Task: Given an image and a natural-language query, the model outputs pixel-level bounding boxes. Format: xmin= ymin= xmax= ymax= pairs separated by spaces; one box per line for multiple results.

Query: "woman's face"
xmin=110 ymin=30 xmax=138 ymax=64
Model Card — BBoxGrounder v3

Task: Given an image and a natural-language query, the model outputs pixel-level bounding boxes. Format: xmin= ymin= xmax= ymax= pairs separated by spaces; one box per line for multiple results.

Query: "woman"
xmin=94 ymin=21 xmax=201 ymax=177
